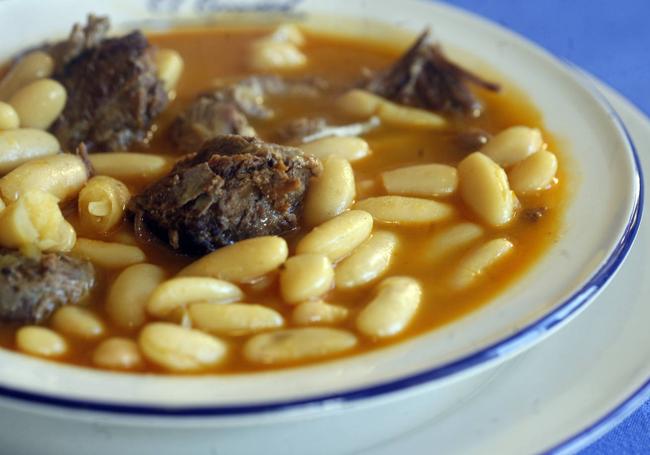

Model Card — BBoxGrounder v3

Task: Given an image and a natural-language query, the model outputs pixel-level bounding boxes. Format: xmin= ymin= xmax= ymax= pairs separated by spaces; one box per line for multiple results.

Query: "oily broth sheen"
xmin=0 ymin=26 xmax=567 ymax=373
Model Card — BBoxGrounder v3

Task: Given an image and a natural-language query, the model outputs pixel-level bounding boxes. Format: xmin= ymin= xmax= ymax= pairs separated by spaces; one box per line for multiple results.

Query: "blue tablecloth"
xmin=437 ymin=1 xmax=650 ymax=452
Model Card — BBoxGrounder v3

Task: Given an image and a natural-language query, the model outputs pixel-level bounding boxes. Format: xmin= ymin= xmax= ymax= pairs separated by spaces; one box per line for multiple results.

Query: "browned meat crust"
xmin=48 ymin=14 xmax=110 ymax=74
xmin=0 ymin=250 xmax=95 ymax=324
xmin=363 ymin=30 xmax=500 ymax=116
xmin=169 ymin=94 xmax=257 ymax=154
xmin=170 ymin=75 xmax=327 ymax=153
xmin=129 ymin=135 xmax=322 ymax=255
xmin=49 ymin=16 xmax=168 ymax=152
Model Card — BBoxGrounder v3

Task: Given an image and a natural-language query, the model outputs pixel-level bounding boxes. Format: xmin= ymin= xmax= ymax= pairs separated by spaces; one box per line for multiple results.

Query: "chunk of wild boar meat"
xmin=363 ymin=29 xmax=500 ymax=116
xmin=129 ymin=135 xmax=322 ymax=255
xmin=0 ymin=250 xmax=95 ymax=324
xmin=49 ymin=16 xmax=168 ymax=152
xmin=169 ymin=94 xmax=257 ymax=154
xmin=48 ymin=14 xmax=110 ymax=74
xmin=170 ymin=75 xmax=327 ymax=153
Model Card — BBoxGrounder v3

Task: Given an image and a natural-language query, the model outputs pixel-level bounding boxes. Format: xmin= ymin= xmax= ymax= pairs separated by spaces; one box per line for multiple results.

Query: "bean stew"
xmin=0 ymin=16 xmax=567 ymax=373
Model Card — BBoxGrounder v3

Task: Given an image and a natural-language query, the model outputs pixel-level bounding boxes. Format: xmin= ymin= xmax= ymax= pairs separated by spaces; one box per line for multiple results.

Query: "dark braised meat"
xmin=50 ymin=16 xmax=168 ymax=152
xmin=0 ymin=250 xmax=95 ymax=324
xmin=275 ymin=116 xmax=380 ymax=144
xmin=169 ymin=93 xmax=257 ymax=154
xmin=48 ymin=14 xmax=110 ymax=74
xmin=363 ymin=30 xmax=500 ymax=116
xmin=170 ymin=75 xmax=327 ymax=153
xmin=129 ymin=135 xmax=322 ymax=254
xmin=215 ymin=75 xmax=325 ymax=119
xmin=276 ymin=117 xmax=328 ymax=143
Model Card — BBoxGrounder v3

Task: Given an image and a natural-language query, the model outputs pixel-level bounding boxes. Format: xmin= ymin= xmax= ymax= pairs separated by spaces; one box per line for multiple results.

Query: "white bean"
xmin=0 ymin=153 xmax=88 ymax=203
xmin=189 ymin=303 xmax=284 ymax=335
xmin=72 ymin=238 xmax=146 ymax=269
xmin=244 ymin=327 xmax=357 ymax=364
xmin=51 ymin=306 xmax=104 ymax=340
xmin=106 ymin=264 xmax=167 ymax=329
xmin=335 ymin=231 xmax=398 ymax=289
xmin=0 ymin=51 xmax=54 ymax=101
xmin=355 ymin=196 xmax=454 ymax=225
xmin=509 ymin=150 xmax=558 ymax=194
xmin=336 ymin=88 xmax=446 ymax=129
xmin=88 ymin=152 xmax=174 ymax=182
xmin=16 ymin=326 xmax=67 ymax=358
xmin=292 ymin=300 xmax=349 ymax=326
xmin=280 ymin=254 xmax=334 ymax=303
xmin=147 ymin=277 xmax=244 ymax=317
xmin=92 ymin=338 xmax=143 ymax=370
xmin=336 ymin=89 xmax=384 ymax=118
xmin=426 ymin=222 xmax=484 ymax=263
xmin=381 ymin=164 xmax=458 ymax=197
xmin=0 ymin=189 xmax=76 ymax=252
xmin=8 ymin=79 xmax=66 ymax=130
xmin=304 ymin=155 xmax=355 ymax=227
xmin=0 ymin=129 xmax=59 ymax=174
xmin=450 ymin=238 xmax=514 ymax=289
xmin=356 ymin=277 xmax=422 ymax=338
xmin=0 ymin=102 xmax=19 ymax=130
xmin=250 ymin=39 xmax=306 ymax=71
xmin=180 ymin=236 xmax=288 ymax=283
xmin=480 ymin=126 xmax=543 ymax=167
xmin=378 ymin=101 xmax=446 ymax=129
xmin=110 ymin=230 xmax=138 ymax=246
xmin=155 ymin=49 xmax=184 ymax=93
xmin=78 ymin=176 xmax=130 ymax=234
xmin=457 ymin=152 xmax=517 ymax=227
xmin=138 ymin=322 xmax=227 ymax=372
xmin=300 ymin=137 xmax=370 ymax=162
xmin=270 ymin=24 xmax=306 ymax=46
xmin=296 ymin=210 xmax=373 ymax=262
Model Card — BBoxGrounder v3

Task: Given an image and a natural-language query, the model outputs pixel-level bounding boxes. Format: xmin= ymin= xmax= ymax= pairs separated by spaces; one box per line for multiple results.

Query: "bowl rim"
xmin=0 ymin=1 xmax=643 ymax=417
xmin=0 ymin=66 xmax=642 ymax=419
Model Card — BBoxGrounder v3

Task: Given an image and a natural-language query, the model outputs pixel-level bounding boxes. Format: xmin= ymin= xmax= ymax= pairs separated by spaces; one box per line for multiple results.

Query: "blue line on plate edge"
xmin=543 ymin=64 xmax=648 ymax=455
xmin=0 ymin=56 xmax=643 ymax=420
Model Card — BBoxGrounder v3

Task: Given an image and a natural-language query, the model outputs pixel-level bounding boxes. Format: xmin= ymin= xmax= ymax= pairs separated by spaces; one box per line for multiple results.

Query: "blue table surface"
xmin=438 ymin=1 xmax=650 ymax=453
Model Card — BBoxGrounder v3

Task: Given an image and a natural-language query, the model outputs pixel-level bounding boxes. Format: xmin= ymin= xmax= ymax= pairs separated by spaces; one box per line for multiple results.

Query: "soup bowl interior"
xmin=0 ymin=0 xmax=641 ymax=415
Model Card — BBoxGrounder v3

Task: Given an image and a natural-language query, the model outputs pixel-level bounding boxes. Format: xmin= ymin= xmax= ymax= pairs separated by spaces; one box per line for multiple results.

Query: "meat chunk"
xmin=214 ymin=75 xmax=326 ymax=119
xmin=0 ymin=250 xmax=95 ymax=324
xmin=275 ymin=117 xmax=329 ymax=143
xmin=363 ymin=30 xmax=500 ymax=116
xmin=170 ymin=75 xmax=327 ymax=153
xmin=169 ymin=94 xmax=257 ymax=154
xmin=129 ymin=135 xmax=322 ymax=254
xmin=50 ymin=16 xmax=168 ymax=152
xmin=48 ymin=14 xmax=110 ymax=74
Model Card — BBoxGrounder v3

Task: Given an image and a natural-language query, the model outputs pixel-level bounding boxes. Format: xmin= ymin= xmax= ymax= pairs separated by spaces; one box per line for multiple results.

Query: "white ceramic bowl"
xmin=0 ymin=1 xmax=642 ymax=453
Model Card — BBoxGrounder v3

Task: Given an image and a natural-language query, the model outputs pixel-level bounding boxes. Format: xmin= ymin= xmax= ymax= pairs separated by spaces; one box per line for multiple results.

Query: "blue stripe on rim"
xmin=547 ymin=379 xmax=650 ymax=454
xmin=540 ymin=66 xmax=648 ymax=454
xmin=0 ymin=64 xmax=643 ymax=419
